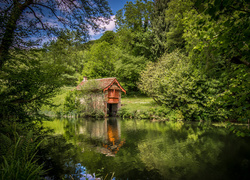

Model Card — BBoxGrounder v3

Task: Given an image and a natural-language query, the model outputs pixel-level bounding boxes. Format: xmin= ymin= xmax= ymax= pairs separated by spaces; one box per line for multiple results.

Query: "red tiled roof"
xmin=76 ymin=77 xmax=126 ymax=93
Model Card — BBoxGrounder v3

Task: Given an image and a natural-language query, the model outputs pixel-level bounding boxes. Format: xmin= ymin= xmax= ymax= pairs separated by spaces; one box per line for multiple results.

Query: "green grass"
xmin=40 ymin=86 xmax=74 ymax=116
xmin=120 ymin=96 xmax=179 ymax=120
xmin=121 ymin=95 xmax=159 ymax=112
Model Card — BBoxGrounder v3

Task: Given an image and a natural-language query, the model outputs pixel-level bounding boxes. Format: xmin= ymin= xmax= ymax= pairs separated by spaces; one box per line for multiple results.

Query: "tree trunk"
xmin=0 ymin=0 xmax=33 ymax=69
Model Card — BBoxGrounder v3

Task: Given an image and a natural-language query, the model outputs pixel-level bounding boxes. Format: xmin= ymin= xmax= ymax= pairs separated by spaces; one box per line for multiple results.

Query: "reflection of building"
xmin=83 ymin=118 xmax=125 ymax=156
xmin=103 ymin=118 xmax=125 ymax=155
xmin=76 ymin=77 xmax=126 ymax=116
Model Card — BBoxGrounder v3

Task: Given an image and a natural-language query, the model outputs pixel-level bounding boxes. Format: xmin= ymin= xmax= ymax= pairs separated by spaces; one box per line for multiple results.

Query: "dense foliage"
xmin=138 ymin=0 xmax=249 ymax=130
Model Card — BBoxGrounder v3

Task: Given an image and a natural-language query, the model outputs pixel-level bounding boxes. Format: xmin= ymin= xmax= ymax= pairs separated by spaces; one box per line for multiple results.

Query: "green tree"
xmin=0 ymin=1 xmax=113 ymax=177
xmin=115 ymin=50 xmax=148 ymax=92
xmin=194 ymin=0 xmax=250 ymax=67
xmin=96 ymin=31 xmax=117 ymax=45
xmin=180 ymin=0 xmax=250 ymax=126
xmin=115 ymin=0 xmax=154 ymax=60
xmin=164 ymin=0 xmax=190 ymax=52
xmin=81 ymin=41 xmax=116 ymax=79
xmin=0 ymin=37 xmax=80 ymax=130
xmin=43 ymin=31 xmax=86 ymax=86
xmin=150 ymin=0 xmax=170 ymax=59
xmin=139 ymin=50 xmax=225 ymax=121
xmin=116 ymin=0 xmax=153 ymax=32
xmin=182 ymin=0 xmax=250 ymax=68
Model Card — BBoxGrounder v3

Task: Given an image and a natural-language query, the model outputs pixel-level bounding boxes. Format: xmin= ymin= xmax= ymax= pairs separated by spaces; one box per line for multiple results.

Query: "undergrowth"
xmin=0 ymin=131 xmax=45 ymax=180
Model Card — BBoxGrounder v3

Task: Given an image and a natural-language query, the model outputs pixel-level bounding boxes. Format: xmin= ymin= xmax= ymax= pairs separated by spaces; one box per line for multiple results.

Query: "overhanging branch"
xmin=32 ymin=3 xmax=62 ymax=22
xmin=28 ymin=7 xmax=46 ymax=30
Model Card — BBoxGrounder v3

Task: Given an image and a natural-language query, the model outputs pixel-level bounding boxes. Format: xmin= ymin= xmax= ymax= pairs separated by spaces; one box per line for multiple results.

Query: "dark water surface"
xmin=42 ymin=118 xmax=250 ymax=180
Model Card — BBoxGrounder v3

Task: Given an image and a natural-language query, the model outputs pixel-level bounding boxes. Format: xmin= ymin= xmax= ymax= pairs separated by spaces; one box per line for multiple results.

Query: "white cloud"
xmin=101 ymin=15 xmax=116 ymax=31
xmin=88 ymin=28 xmax=96 ymax=36
xmin=89 ymin=15 xmax=116 ymax=36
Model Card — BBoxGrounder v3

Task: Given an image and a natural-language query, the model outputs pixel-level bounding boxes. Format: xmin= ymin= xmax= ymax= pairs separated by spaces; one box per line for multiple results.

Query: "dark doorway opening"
xmin=107 ymin=103 xmax=118 ymax=116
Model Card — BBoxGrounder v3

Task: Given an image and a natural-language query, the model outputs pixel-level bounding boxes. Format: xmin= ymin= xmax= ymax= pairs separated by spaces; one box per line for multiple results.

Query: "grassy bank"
xmin=121 ymin=96 xmax=157 ymax=112
xmin=40 ymin=87 xmax=180 ymax=120
xmin=119 ymin=95 xmax=180 ymax=121
xmin=40 ymin=86 xmax=74 ymax=117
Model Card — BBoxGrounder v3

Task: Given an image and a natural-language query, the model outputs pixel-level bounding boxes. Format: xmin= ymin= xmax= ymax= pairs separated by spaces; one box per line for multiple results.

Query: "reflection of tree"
xmin=137 ymin=122 xmax=231 ymax=179
xmin=39 ymin=134 xmax=83 ymax=179
xmin=43 ymin=118 xmax=250 ymax=180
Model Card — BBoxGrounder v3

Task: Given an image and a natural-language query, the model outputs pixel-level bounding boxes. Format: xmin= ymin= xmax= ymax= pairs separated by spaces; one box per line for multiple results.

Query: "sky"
xmin=90 ymin=0 xmax=135 ymax=40
xmin=0 ymin=0 xmax=135 ymax=43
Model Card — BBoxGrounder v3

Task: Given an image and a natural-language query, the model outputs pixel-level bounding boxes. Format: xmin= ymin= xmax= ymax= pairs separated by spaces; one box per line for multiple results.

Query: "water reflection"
xmin=79 ymin=118 xmax=125 ymax=156
xmin=43 ymin=118 xmax=250 ymax=180
xmin=103 ymin=118 xmax=125 ymax=155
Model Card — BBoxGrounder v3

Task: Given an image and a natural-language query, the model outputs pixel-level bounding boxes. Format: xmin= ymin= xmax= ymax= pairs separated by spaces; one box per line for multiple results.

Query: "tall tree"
xmin=115 ymin=0 xmax=154 ymax=59
xmin=151 ymin=0 xmax=170 ymax=59
xmin=0 ymin=0 xmax=112 ymax=69
xmin=116 ymin=0 xmax=152 ymax=32
xmin=164 ymin=0 xmax=188 ymax=52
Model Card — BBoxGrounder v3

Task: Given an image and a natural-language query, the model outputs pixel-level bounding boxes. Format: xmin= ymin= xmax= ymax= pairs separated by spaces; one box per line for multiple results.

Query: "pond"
xmin=42 ymin=118 xmax=250 ymax=180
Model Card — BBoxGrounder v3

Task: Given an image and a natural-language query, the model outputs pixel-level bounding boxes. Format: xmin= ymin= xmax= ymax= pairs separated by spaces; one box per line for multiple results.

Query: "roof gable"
xmin=103 ymin=78 xmax=126 ymax=93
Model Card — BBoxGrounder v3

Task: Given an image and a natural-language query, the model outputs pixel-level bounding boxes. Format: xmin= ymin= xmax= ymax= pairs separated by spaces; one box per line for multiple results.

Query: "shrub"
xmin=139 ymin=50 xmax=225 ymax=121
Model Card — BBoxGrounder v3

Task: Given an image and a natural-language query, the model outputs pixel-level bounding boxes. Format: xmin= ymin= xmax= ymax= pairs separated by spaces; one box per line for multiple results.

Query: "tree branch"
xmin=231 ymin=44 xmax=250 ymax=68
xmin=27 ymin=7 xmax=46 ymax=30
xmin=239 ymin=59 xmax=250 ymax=68
xmin=62 ymin=0 xmax=81 ymax=9
xmin=229 ymin=5 xmax=250 ymax=14
xmin=32 ymin=3 xmax=61 ymax=22
xmin=3 ymin=3 xmax=13 ymax=15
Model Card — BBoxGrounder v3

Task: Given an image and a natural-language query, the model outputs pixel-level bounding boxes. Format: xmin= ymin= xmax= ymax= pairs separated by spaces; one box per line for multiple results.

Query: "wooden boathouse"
xmin=76 ymin=77 xmax=126 ymax=116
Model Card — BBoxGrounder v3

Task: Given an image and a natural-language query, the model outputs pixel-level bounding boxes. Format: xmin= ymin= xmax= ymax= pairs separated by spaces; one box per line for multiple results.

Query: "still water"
xmin=42 ymin=118 xmax=250 ymax=180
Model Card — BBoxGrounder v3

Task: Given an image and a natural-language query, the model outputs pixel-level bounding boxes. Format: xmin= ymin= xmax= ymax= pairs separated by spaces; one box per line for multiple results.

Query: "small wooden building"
xmin=76 ymin=77 xmax=126 ymax=116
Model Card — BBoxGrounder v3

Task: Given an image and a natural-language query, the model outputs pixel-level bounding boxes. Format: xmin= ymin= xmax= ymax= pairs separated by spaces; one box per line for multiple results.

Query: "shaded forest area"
xmin=0 ymin=0 xmax=249 ymax=179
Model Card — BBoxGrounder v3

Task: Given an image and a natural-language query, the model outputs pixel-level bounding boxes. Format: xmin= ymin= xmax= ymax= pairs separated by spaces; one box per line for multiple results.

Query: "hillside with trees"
xmin=78 ymin=0 xmax=249 ymax=127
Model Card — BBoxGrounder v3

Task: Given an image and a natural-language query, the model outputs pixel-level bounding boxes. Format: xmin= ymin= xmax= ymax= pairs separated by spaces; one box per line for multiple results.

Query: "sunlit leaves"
xmin=115 ymin=0 xmax=154 ymax=60
xmin=139 ymin=50 xmax=229 ymax=121
xmin=81 ymin=41 xmax=116 ymax=79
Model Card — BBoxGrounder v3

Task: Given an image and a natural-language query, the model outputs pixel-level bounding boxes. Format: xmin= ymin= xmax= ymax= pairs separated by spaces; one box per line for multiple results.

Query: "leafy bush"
xmin=139 ymin=49 xmax=250 ymax=125
xmin=139 ymin=50 xmax=227 ymax=121
xmin=64 ymin=90 xmax=79 ymax=115
xmin=211 ymin=64 xmax=250 ymax=128
xmin=118 ymin=108 xmax=134 ymax=119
